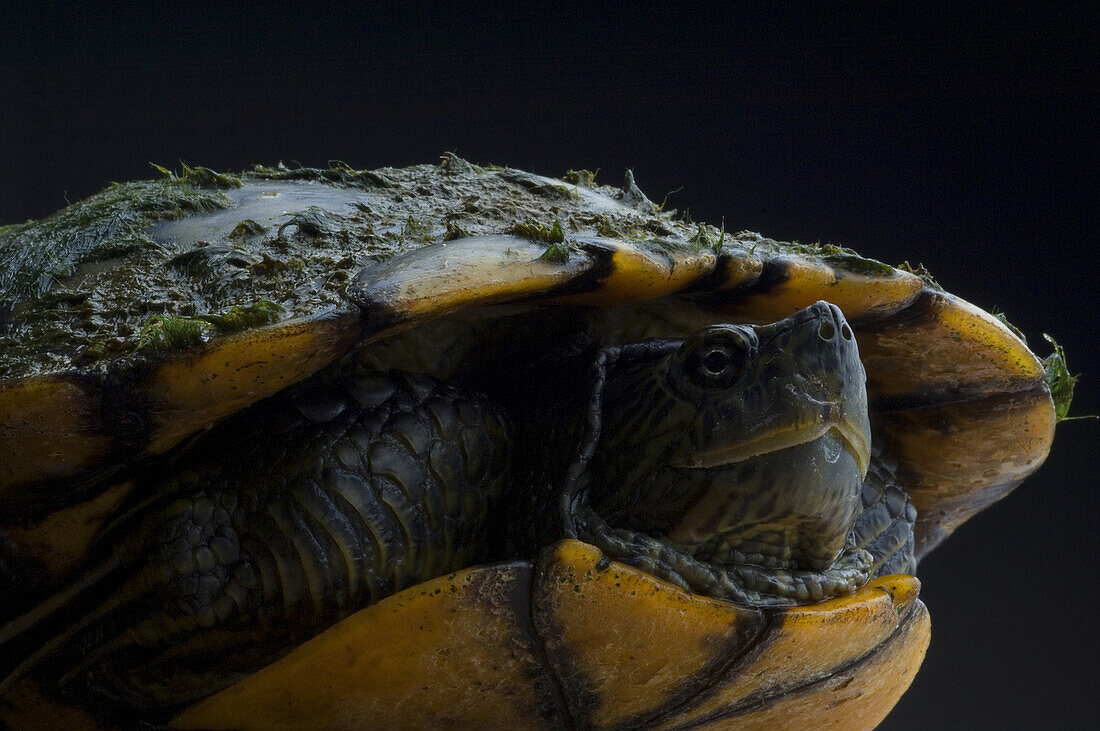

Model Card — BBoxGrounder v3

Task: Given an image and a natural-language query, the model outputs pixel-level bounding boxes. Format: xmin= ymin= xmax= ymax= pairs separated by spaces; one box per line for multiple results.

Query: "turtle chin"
xmin=661 ymin=430 xmax=865 ymax=572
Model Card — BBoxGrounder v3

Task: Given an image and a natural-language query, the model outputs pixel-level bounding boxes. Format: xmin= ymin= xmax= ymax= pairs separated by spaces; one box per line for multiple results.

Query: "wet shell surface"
xmin=0 ymin=157 xmax=1062 ymax=728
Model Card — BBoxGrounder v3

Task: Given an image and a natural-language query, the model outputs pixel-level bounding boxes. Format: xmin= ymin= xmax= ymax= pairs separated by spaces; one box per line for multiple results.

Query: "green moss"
xmin=656 ymin=185 xmax=682 ymax=213
xmin=250 ymin=161 xmax=395 ymax=188
xmin=278 ymin=207 xmax=342 ymax=238
xmin=501 ymin=171 xmax=579 ymax=200
xmin=690 ymin=223 xmax=721 ymax=252
xmin=0 ymin=175 xmax=232 ymax=303
xmin=85 ymin=238 xmax=148 ymax=262
xmin=1042 ymin=335 xmax=1091 ymax=422
xmin=181 ymin=164 xmax=241 ymax=189
xmin=402 ymin=216 xmax=434 ymax=241
xmin=136 ymin=315 xmax=213 ymax=352
xmin=639 ymin=236 xmax=699 ymax=259
xmin=518 ymin=219 xmax=570 ymax=262
xmin=898 ymin=261 xmax=943 ymax=290
xmin=689 ymin=223 xmax=709 ymax=249
xmin=594 ymin=214 xmax=624 ymax=239
xmin=36 ymin=288 xmax=90 ymax=307
xmin=549 ymin=219 xmax=565 ymax=243
xmin=589 ymin=213 xmax=655 ymax=242
xmin=135 ymin=301 xmax=284 ymax=354
xmin=229 ymin=219 xmax=267 ymax=238
xmin=563 ymin=169 xmax=598 ymax=187
xmin=439 ymin=152 xmax=486 ymax=175
xmin=819 ymin=252 xmax=896 ymax=277
xmin=444 ymin=221 xmax=473 ymax=241
xmin=538 ymin=241 xmax=572 ymax=264
xmin=512 ymin=219 xmax=565 ymax=244
xmin=991 ymin=308 xmax=1028 ymax=343
xmin=198 ymin=300 xmax=284 ymax=333
xmin=152 ymin=162 xmax=242 ymax=189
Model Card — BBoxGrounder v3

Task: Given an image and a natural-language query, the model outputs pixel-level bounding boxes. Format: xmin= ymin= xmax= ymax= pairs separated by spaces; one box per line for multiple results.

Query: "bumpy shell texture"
xmin=0 ymin=156 xmax=1058 ymax=728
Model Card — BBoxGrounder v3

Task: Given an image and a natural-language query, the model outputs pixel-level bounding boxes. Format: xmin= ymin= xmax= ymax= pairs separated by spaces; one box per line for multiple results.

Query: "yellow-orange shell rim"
xmin=174 ymin=540 xmax=929 ymax=730
xmin=0 ymin=160 xmax=1062 ymax=728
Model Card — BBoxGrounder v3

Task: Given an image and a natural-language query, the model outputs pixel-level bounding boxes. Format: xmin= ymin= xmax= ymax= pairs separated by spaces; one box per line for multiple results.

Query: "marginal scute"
xmin=712 ymin=247 xmax=765 ymax=290
xmin=714 ymin=251 xmax=925 ymax=323
xmin=855 ymin=288 xmax=1055 ymax=555
xmin=709 ymin=600 xmax=930 ymax=730
xmin=551 ymin=237 xmax=717 ymax=305
xmin=856 ymin=288 xmax=1046 ymax=400
xmin=0 ymin=375 xmax=112 ymax=494
xmin=4 ymin=481 xmax=136 ymax=582
xmin=537 ymin=542 xmax=926 ymax=729
xmin=353 ymin=234 xmax=721 ymax=339
xmin=173 ymin=541 xmax=928 ymax=730
xmin=874 ymin=390 xmax=1056 ymax=556
xmin=354 ymin=235 xmax=599 ymax=335
xmin=173 ymin=562 xmax=560 ymax=730
xmin=143 ymin=310 xmax=362 ymax=454
xmin=664 ymin=573 xmax=923 ymax=728
xmin=0 ymin=680 xmax=102 ymax=730
xmin=0 ymin=312 xmax=361 ymax=499
xmin=531 ymin=540 xmax=768 ymax=728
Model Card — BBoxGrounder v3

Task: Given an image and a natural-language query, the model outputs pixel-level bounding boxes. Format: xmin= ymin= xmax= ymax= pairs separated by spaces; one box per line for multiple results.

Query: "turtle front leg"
xmin=1 ymin=369 xmax=510 ymax=713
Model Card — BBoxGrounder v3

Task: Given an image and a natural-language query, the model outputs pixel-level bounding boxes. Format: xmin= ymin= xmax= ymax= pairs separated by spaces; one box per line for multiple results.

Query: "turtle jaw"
xmin=583 ymin=302 xmax=875 ymax=597
xmin=830 ymin=418 xmax=871 ymax=479
xmin=672 ymin=411 xmax=871 ymax=479
xmin=662 ymin=426 xmax=867 ymax=571
xmin=669 ymin=300 xmax=871 ymax=479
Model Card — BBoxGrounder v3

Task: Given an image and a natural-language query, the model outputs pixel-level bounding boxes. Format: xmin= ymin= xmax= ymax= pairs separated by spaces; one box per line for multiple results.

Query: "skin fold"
xmin=551 ymin=302 xmax=886 ymax=606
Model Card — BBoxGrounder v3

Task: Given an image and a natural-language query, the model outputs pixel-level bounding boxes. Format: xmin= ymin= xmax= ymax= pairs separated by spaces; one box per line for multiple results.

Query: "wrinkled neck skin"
xmin=564 ymin=302 xmax=876 ymax=607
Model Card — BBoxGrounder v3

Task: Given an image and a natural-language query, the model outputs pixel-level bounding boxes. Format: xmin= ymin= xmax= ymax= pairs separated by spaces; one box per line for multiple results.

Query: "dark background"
xmin=2 ymin=4 xmax=1096 ymax=728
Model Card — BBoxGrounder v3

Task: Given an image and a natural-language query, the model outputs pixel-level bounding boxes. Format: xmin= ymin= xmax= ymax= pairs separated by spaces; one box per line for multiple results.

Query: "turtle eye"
xmin=680 ymin=327 xmax=754 ymax=390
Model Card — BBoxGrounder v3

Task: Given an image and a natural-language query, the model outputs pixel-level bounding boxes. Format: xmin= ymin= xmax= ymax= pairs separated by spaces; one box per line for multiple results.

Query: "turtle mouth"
xmin=671 ymin=412 xmax=871 ymax=478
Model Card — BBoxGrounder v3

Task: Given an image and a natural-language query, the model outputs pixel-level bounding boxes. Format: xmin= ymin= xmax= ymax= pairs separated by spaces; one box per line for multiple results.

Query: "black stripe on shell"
xmin=679 ymin=249 xmax=760 ymax=294
xmin=659 ymin=601 xmax=926 ymax=729
xmin=689 ymin=256 xmax=794 ymax=305
xmin=516 ymin=238 xmax=620 ymax=302
xmin=610 ymin=611 xmax=780 ymax=730
xmin=529 ymin=548 xmax=603 ymax=728
xmin=463 ymin=562 xmax=570 ymax=725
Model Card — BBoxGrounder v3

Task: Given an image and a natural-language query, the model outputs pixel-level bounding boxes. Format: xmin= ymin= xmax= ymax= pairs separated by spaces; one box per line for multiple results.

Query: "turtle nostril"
xmin=840 ymin=322 xmax=853 ymax=341
xmin=818 ymin=321 xmax=836 ymax=340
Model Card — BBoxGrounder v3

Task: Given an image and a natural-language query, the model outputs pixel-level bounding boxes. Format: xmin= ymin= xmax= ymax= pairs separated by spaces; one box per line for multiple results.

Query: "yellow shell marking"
xmin=719 ymin=253 xmax=924 ymax=322
xmin=0 ymin=375 xmax=111 ymax=492
xmin=174 ymin=541 xmax=928 ymax=730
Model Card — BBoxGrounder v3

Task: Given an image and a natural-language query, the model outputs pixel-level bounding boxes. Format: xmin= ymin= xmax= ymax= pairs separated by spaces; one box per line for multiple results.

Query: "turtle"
xmin=0 ymin=155 xmax=1070 ymax=729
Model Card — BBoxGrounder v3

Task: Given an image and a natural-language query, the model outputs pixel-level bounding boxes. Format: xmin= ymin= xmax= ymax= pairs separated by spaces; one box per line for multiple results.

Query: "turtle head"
xmin=586 ymin=301 xmax=870 ymax=575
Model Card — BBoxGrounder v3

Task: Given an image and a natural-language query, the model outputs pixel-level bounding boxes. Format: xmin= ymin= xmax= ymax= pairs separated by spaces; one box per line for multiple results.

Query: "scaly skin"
xmin=0 ymin=368 xmax=510 ymax=712
xmin=1 ymin=304 xmax=915 ymax=715
xmin=501 ymin=303 xmax=913 ymax=607
xmin=561 ymin=304 xmax=875 ymax=606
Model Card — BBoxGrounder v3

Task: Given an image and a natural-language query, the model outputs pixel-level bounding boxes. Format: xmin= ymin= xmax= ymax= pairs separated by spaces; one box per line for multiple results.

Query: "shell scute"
xmin=173 ymin=540 xmax=929 ymax=730
xmin=854 ymin=287 xmax=1055 ymax=554
xmin=0 ymin=160 xmax=1062 ymax=727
